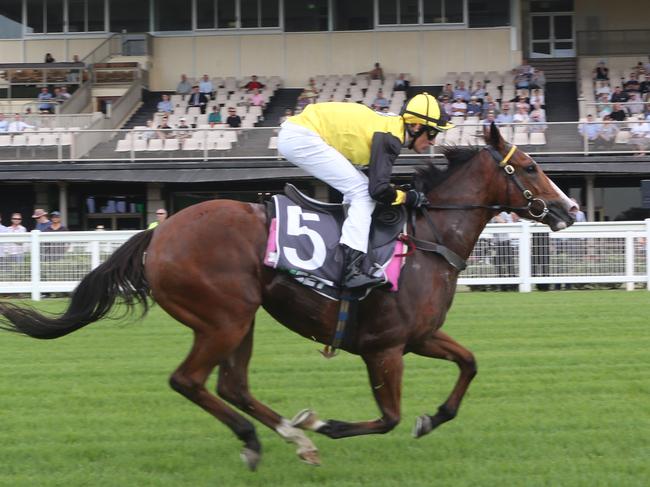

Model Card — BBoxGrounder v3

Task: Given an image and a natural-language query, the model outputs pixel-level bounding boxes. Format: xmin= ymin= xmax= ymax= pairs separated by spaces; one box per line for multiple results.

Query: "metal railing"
xmin=1 ymin=221 xmax=648 ymax=301
xmin=3 ymin=120 xmax=650 ymax=164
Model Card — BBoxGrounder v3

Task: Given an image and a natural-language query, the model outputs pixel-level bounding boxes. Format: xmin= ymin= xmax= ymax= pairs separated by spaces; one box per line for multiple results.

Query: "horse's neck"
xmin=423 ymin=160 xmax=499 ymax=260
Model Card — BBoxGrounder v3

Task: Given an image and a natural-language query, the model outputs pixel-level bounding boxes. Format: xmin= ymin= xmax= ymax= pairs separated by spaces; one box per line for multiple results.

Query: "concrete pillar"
xmin=146 ymin=182 xmax=165 ymax=225
xmin=586 ymin=175 xmax=595 ymax=222
xmin=57 ymin=182 xmax=68 ymax=224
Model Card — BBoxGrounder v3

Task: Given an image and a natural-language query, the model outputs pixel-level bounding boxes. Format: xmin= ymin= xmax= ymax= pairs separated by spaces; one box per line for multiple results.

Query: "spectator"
xmin=528 ymin=111 xmax=547 ymax=133
xmin=38 ymin=87 xmax=54 ymax=114
xmin=594 ymin=116 xmax=619 ymax=150
xmin=450 ymin=96 xmax=467 ymax=116
xmin=296 ymin=87 xmax=317 ymax=110
xmin=226 ymin=107 xmax=241 ymax=128
xmin=513 ymin=94 xmax=531 ymax=113
xmin=393 ymin=73 xmax=409 ymax=92
xmin=640 ymin=74 xmax=650 ymax=95
xmin=8 ymin=114 xmax=35 ymax=132
xmin=531 ymin=69 xmax=546 ymax=90
xmin=59 ymin=86 xmax=71 ymax=101
xmin=439 ymin=83 xmax=453 ymax=100
xmin=596 ymin=93 xmax=613 ymax=118
xmin=482 ymin=111 xmax=497 ymax=126
xmin=157 ymin=114 xmax=174 ymax=139
xmin=624 ymin=73 xmax=640 ymax=94
xmin=175 ymin=117 xmax=192 ymax=140
xmin=187 ymin=85 xmax=208 ymax=114
xmin=42 ymin=211 xmax=68 ymax=263
xmin=441 ymin=96 xmax=454 ymax=117
xmin=157 ymin=94 xmax=174 ymax=113
xmin=452 ymin=81 xmax=470 ymax=102
xmin=248 ymin=88 xmax=266 ymax=109
xmin=466 ymin=96 xmax=482 ymax=116
xmin=368 ymin=62 xmax=384 ymax=81
xmin=208 ymin=105 xmax=222 ymax=126
xmin=6 ymin=213 xmax=27 ymax=269
xmin=0 ymin=114 xmax=7 ymax=132
xmin=481 ymin=95 xmax=500 ymax=115
xmin=571 ymin=198 xmax=587 ymax=222
xmin=579 ymin=114 xmax=601 ymax=144
xmin=44 ymin=52 xmax=55 ymax=63
xmin=595 ymin=81 xmax=611 ymax=99
xmin=176 ymin=74 xmax=192 ymax=96
xmin=609 ymin=103 xmax=628 ymax=121
xmin=610 ymin=86 xmax=629 ymax=103
xmin=514 ymin=69 xmax=530 ymax=89
xmin=513 ymin=106 xmax=529 ymax=124
xmin=32 ymin=209 xmax=51 ymax=231
xmin=139 ymin=120 xmax=157 ymax=141
xmin=628 ymin=92 xmax=645 ymax=115
xmin=199 ymin=74 xmax=214 ymax=100
xmin=629 ymin=118 xmax=650 ymax=155
xmin=593 ymin=61 xmax=609 ymax=81
xmin=515 ymin=58 xmax=533 ymax=78
xmin=496 ymin=104 xmax=513 ymax=124
xmin=529 ymin=89 xmax=545 ymax=108
xmin=372 ymin=90 xmax=389 ymax=111
xmin=148 ymin=209 xmax=168 ymax=230
xmin=471 ymin=81 xmax=486 ymax=101
xmin=242 ymin=75 xmax=265 ymax=92
xmin=530 ymin=102 xmax=546 ymax=122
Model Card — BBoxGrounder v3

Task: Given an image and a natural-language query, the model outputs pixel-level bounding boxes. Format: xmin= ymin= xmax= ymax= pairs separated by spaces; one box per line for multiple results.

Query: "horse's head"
xmin=483 ymin=123 xmax=576 ymax=231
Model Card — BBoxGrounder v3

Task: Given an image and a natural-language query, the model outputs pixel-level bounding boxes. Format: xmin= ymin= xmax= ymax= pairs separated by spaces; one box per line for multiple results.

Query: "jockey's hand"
xmin=405 ymin=190 xmax=427 ymax=208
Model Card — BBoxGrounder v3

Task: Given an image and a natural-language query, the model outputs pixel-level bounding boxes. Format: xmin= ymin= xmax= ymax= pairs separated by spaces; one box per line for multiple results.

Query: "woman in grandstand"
xmin=278 ymin=93 xmax=454 ymax=289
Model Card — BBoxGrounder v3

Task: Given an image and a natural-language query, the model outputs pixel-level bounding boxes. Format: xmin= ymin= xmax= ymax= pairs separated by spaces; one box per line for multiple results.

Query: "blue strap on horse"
xmin=320 ymin=291 xmax=356 ymax=358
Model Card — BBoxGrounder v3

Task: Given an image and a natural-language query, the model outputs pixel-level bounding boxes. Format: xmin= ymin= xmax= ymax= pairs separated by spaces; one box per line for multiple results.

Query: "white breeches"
xmin=278 ymin=122 xmax=375 ymax=253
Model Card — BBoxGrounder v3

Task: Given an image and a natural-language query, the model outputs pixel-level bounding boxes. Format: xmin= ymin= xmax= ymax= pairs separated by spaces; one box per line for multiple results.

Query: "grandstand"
xmin=1 ymin=0 xmax=650 ymax=229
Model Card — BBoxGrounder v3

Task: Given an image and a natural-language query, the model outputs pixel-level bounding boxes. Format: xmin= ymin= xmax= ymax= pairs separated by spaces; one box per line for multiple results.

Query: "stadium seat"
xmin=116 ymin=139 xmax=132 ymax=152
xmin=513 ymin=132 xmax=529 ymax=145
xmin=133 ymin=139 xmax=148 ymax=152
xmin=529 ymin=132 xmax=547 ymax=145
xmin=147 ymin=138 xmax=163 ymax=151
xmin=12 ymin=135 xmax=27 ymax=146
xmin=0 ymin=135 xmax=12 ymax=147
xmin=163 ymin=138 xmax=180 ymax=151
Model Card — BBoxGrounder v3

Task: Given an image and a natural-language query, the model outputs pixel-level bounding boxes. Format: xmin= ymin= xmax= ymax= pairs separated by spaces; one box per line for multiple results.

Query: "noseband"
xmin=484 ymin=144 xmax=549 ymax=219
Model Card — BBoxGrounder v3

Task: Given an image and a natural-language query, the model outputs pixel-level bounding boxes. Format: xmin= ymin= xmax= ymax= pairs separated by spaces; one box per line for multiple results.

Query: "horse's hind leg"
xmin=169 ymin=325 xmax=262 ymax=470
xmin=217 ymin=321 xmax=320 ymax=465
xmin=409 ymin=329 xmax=477 ymax=438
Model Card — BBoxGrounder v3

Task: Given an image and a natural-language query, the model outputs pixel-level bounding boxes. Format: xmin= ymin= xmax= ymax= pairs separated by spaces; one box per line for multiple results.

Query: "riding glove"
xmin=393 ymin=189 xmax=427 ymax=208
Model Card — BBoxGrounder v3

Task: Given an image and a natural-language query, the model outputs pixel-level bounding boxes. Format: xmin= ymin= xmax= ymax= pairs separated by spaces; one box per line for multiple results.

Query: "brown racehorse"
xmin=0 ymin=125 xmax=576 ymax=470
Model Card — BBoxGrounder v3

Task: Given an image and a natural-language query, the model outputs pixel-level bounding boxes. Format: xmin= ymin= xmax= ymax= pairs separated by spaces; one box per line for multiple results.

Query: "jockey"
xmin=277 ymin=93 xmax=454 ymax=289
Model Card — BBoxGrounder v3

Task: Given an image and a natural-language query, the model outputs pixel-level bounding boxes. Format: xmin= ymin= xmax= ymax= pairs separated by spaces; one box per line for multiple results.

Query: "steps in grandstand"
xmin=123 ymin=89 xmax=160 ymax=129
xmin=531 ymin=58 xmax=576 ymax=83
xmin=545 ymin=81 xmax=579 ymax=122
xmin=258 ymin=88 xmax=303 ymax=126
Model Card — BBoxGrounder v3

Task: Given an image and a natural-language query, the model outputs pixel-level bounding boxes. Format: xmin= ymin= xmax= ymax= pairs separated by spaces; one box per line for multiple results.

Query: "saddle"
xmin=264 ymin=184 xmax=408 ymax=301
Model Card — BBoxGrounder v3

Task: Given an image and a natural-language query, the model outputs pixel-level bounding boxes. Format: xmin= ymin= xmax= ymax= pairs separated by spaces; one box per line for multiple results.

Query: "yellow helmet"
xmin=402 ymin=93 xmax=454 ymax=131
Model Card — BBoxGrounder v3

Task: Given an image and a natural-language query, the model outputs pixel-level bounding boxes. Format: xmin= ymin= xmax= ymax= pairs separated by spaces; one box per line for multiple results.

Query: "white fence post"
xmin=30 ymin=231 xmax=41 ymax=301
xmin=90 ymin=240 xmax=101 ymax=269
xmin=519 ymin=220 xmax=532 ymax=292
xmin=646 ymin=219 xmax=650 ymax=291
xmin=625 ymin=232 xmax=635 ymax=291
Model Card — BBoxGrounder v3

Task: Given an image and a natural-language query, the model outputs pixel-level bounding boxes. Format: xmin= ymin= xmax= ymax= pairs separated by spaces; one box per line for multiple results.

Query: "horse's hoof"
xmin=291 ymin=409 xmax=318 ymax=429
xmin=299 ymin=448 xmax=321 ymax=466
xmin=413 ymin=415 xmax=433 ymax=439
xmin=240 ymin=447 xmax=261 ymax=471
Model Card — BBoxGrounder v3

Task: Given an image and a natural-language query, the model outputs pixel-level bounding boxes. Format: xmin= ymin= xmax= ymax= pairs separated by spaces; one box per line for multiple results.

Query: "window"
xmin=27 ymin=0 xmax=65 ymax=34
xmin=196 ymin=0 xmax=215 ymax=29
xmin=110 ymin=0 xmax=149 ymax=32
xmin=68 ymin=0 xmax=106 ymax=32
xmin=284 ymin=0 xmax=328 ymax=32
xmin=468 ymin=0 xmax=509 ymax=28
xmin=218 ymin=0 xmax=236 ymax=28
xmin=27 ymin=0 xmax=45 ymax=33
xmin=530 ymin=0 xmax=573 ymax=13
xmin=155 ymin=0 xmax=191 ymax=31
xmin=240 ymin=0 xmax=278 ymax=28
xmin=0 ymin=0 xmax=23 ymax=38
xmin=378 ymin=0 xmax=464 ymax=26
xmin=333 ymin=0 xmax=373 ymax=30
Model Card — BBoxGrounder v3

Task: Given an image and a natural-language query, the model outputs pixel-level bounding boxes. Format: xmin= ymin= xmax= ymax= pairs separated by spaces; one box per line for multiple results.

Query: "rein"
xmin=405 ymin=144 xmax=549 ymax=271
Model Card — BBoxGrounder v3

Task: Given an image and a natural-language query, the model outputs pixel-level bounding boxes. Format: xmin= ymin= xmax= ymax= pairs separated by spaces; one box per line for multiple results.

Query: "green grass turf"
xmin=0 ymin=291 xmax=648 ymax=487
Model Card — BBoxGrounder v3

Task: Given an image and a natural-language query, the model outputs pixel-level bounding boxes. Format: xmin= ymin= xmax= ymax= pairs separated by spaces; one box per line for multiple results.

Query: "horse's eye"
xmin=526 ymin=164 xmax=536 ymax=173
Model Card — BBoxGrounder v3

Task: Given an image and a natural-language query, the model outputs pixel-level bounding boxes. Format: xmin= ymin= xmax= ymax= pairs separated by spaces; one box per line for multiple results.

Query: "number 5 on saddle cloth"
xmin=264 ymin=184 xmax=408 ymax=301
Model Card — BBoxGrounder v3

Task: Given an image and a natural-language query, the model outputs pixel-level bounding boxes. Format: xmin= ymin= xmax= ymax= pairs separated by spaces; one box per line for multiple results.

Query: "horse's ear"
xmin=487 ymin=122 xmax=506 ymax=150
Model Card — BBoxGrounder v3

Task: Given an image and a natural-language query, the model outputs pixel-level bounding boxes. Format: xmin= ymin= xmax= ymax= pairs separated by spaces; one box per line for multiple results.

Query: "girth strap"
xmin=400 ymin=234 xmax=467 ymax=271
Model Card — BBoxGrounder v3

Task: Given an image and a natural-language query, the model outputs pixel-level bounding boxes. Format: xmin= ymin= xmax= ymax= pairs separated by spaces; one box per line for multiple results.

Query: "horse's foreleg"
xmin=294 ymin=347 xmax=404 ymax=439
xmin=217 ymin=322 xmax=320 ymax=465
xmin=169 ymin=327 xmax=262 ymax=470
xmin=410 ymin=329 xmax=477 ymax=438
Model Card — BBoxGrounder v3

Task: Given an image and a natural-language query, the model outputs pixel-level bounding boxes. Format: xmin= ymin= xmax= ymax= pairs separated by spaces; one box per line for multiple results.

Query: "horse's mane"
xmin=413 ymin=146 xmax=482 ymax=193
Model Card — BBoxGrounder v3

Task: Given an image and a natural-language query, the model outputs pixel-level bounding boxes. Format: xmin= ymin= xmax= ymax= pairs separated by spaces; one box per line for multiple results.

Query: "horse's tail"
xmin=0 ymin=229 xmax=155 ymax=340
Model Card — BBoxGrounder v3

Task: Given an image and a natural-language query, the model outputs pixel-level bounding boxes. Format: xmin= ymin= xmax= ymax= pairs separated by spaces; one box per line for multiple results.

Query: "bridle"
xmin=422 ymin=143 xmax=549 ymax=219
xmin=400 ymin=144 xmax=550 ymax=271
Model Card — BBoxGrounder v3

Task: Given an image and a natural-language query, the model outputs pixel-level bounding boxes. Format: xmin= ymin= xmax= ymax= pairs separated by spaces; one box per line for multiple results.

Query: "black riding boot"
xmin=341 ymin=246 xmax=385 ymax=289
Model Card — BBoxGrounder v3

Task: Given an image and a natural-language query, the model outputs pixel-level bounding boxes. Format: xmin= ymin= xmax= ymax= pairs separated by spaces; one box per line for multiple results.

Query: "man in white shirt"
xmin=0 ymin=114 xmax=8 ymax=132
xmin=199 ymin=74 xmax=214 ymax=100
xmin=451 ymin=96 xmax=467 ymax=116
xmin=8 ymin=114 xmax=35 ymax=132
